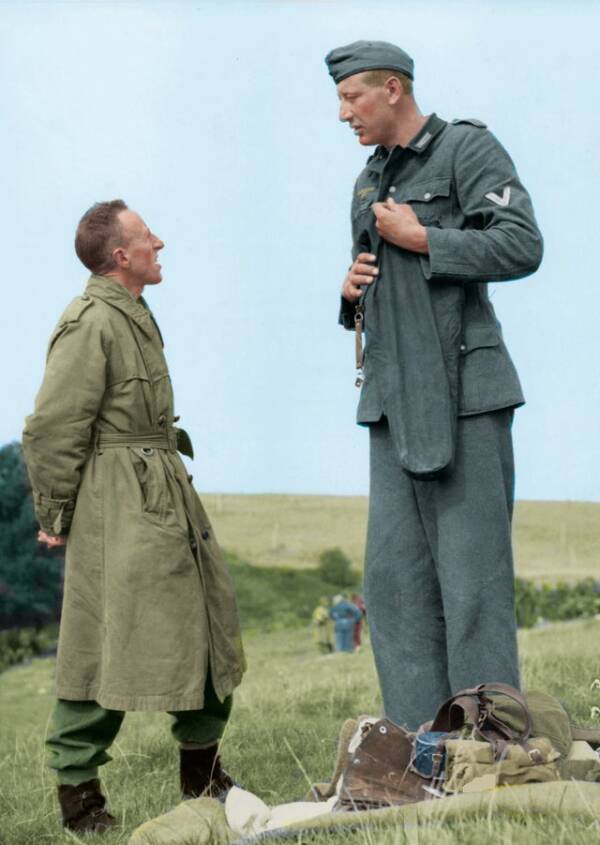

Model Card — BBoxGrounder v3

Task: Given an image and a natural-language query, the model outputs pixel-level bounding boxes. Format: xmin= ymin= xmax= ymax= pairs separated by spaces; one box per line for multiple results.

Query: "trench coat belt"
xmin=95 ymin=431 xmax=178 ymax=452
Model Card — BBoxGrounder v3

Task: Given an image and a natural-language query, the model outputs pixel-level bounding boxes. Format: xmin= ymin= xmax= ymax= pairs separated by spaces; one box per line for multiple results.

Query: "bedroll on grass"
xmin=129 ymin=782 xmax=600 ymax=845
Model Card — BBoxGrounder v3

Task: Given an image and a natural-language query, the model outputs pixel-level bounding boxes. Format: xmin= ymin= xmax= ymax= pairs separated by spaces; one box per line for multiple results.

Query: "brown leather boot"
xmin=57 ymin=779 xmax=116 ymax=833
xmin=180 ymin=744 xmax=237 ymax=802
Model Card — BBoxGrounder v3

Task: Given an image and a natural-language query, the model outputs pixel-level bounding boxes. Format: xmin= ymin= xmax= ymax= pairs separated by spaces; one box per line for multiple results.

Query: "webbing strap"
xmin=431 ymin=683 xmax=532 ymax=746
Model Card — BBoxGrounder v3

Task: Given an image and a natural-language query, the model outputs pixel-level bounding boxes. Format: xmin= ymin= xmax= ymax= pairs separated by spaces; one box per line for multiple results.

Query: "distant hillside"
xmin=201 ymin=494 xmax=600 ymax=583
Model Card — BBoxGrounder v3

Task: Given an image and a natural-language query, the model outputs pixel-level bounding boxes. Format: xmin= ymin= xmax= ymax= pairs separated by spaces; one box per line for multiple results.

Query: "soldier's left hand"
xmin=372 ymin=198 xmax=429 ymax=254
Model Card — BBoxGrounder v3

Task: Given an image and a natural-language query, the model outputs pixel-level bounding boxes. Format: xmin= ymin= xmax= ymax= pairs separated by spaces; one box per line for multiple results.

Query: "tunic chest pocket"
xmin=398 ymin=177 xmax=452 ymax=225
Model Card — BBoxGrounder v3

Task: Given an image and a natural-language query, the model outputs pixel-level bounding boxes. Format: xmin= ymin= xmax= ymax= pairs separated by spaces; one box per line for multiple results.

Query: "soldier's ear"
xmin=112 ymin=246 xmax=129 ymax=269
xmin=385 ymin=76 xmax=404 ymax=105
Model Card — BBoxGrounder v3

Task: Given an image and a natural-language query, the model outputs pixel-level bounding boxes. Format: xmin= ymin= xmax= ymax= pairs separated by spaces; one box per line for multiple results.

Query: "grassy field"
xmin=1 ymin=620 xmax=600 ymax=844
xmin=201 ymin=494 xmax=600 ymax=583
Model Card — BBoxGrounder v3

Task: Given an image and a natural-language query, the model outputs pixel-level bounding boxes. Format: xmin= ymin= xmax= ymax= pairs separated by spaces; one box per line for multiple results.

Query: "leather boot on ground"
xmin=180 ymin=744 xmax=237 ymax=802
xmin=57 ymin=778 xmax=116 ymax=833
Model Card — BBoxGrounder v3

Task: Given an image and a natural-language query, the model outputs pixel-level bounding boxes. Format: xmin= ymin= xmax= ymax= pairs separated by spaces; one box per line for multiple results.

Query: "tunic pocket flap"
xmin=401 ymin=177 xmax=451 ymax=203
xmin=460 ymin=325 xmax=500 ymax=354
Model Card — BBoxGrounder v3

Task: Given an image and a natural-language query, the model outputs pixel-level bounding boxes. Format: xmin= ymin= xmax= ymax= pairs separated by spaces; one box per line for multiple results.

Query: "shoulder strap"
xmin=450 ymin=117 xmax=487 ymax=128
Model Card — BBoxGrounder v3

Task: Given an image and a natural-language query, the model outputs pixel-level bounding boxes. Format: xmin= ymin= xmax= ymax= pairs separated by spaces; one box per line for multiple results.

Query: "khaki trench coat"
xmin=23 ymin=274 xmax=245 ymax=710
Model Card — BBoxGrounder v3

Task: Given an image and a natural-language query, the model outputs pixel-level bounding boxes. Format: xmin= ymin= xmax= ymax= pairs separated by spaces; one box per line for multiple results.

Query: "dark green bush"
xmin=0 ymin=442 xmax=63 ymax=629
xmin=515 ymin=576 xmax=600 ymax=628
xmin=317 ymin=548 xmax=358 ymax=588
xmin=0 ymin=627 xmax=55 ymax=673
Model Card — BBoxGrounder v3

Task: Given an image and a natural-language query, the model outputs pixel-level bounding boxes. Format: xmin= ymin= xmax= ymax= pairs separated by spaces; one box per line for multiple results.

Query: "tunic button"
xmin=424 ymin=192 xmax=432 ymax=200
xmin=389 ymin=186 xmax=396 ymax=193
xmin=201 ymin=529 xmax=210 ymax=541
xmin=460 ymin=343 xmax=467 ymax=352
xmin=158 ymin=414 xmax=167 ymax=427
xmin=190 ymin=539 xmax=198 ymax=550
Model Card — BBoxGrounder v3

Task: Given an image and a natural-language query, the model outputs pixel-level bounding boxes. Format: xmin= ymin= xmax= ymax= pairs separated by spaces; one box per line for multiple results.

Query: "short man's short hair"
xmin=363 ymin=68 xmax=413 ymax=95
xmin=75 ymin=199 xmax=128 ymax=274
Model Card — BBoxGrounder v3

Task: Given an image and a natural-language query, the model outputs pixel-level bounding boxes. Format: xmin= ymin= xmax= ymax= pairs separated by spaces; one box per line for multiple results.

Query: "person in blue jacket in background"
xmin=330 ymin=595 xmax=363 ymax=652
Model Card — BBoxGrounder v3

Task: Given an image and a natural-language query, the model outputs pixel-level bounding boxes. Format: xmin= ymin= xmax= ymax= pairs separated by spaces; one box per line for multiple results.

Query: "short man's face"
xmin=337 ymin=73 xmax=395 ymax=147
xmin=116 ymin=210 xmax=164 ymax=285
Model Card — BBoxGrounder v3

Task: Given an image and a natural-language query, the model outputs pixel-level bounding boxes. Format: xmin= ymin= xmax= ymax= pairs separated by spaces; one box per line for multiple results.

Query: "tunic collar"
xmin=406 ymin=113 xmax=447 ymax=153
xmin=368 ymin=112 xmax=447 ymax=170
xmin=85 ymin=274 xmax=155 ymax=338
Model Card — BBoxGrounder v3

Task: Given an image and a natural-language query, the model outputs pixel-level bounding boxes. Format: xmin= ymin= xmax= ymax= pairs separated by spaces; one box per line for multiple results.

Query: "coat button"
xmin=460 ymin=343 xmax=467 ymax=352
xmin=424 ymin=192 xmax=432 ymax=200
xmin=158 ymin=414 xmax=167 ymax=427
xmin=389 ymin=186 xmax=396 ymax=193
xmin=190 ymin=539 xmax=198 ymax=550
xmin=201 ymin=529 xmax=210 ymax=541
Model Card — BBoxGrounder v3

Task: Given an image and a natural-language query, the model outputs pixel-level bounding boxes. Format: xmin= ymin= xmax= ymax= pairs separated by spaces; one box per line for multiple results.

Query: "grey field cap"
xmin=325 ymin=40 xmax=414 ymax=84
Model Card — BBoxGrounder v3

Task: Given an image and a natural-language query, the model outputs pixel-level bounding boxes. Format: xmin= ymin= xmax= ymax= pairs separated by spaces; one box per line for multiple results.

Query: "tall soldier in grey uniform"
xmin=325 ymin=41 xmax=543 ymax=730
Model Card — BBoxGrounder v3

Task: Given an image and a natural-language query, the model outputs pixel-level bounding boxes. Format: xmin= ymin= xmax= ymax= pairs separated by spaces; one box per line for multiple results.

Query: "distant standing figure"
xmin=312 ymin=597 xmax=334 ymax=654
xmin=351 ymin=593 xmax=367 ymax=650
xmin=330 ymin=594 xmax=363 ymax=653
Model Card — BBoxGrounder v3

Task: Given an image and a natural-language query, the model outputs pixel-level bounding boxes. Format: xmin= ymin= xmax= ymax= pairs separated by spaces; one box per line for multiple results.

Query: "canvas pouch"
xmin=443 ymin=736 xmax=561 ymax=793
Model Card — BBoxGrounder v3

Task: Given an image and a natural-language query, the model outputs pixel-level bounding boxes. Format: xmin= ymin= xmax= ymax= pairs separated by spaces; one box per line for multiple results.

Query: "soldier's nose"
xmin=339 ymin=104 xmax=352 ymax=122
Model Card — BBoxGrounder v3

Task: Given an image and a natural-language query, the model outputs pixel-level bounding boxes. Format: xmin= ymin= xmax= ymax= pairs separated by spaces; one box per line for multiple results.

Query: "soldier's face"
xmin=337 ymin=73 xmax=396 ymax=147
xmin=116 ymin=210 xmax=165 ymax=285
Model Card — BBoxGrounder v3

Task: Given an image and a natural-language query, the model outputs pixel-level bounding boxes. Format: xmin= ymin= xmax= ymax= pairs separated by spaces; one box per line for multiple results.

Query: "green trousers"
xmin=365 ymin=410 xmax=520 ymax=732
xmin=46 ymin=671 xmax=232 ymax=785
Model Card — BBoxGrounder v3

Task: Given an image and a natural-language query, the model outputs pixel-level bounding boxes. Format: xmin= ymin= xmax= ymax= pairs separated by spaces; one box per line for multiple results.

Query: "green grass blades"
xmin=1 ymin=622 xmax=600 ymax=843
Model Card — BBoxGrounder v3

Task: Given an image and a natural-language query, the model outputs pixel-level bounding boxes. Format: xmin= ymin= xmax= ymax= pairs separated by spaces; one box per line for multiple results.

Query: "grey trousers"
xmin=365 ymin=410 xmax=520 ymax=731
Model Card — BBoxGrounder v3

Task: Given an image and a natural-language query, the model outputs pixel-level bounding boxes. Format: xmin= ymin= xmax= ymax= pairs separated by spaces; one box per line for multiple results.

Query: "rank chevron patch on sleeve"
xmin=485 ymin=186 xmax=511 ymax=206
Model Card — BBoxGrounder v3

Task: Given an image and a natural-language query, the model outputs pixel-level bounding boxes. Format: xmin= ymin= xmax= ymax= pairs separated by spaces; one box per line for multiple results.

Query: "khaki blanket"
xmin=129 ymin=781 xmax=600 ymax=845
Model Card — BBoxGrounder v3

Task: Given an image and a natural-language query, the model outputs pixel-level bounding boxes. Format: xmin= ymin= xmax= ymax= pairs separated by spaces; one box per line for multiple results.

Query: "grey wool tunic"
xmin=340 ymin=113 xmax=543 ymax=474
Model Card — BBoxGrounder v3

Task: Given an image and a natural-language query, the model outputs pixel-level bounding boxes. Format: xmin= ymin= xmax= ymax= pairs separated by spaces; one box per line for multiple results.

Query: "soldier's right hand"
xmin=38 ymin=530 xmax=67 ymax=548
xmin=342 ymin=253 xmax=379 ymax=302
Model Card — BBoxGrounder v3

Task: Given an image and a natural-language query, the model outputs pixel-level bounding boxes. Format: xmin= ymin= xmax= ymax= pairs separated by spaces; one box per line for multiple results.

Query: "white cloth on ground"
xmin=225 ymin=787 xmax=338 ymax=836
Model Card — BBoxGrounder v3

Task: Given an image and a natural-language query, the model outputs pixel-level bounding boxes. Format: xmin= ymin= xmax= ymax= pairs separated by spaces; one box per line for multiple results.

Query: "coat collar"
xmin=85 ymin=274 xmax=155 ymax=337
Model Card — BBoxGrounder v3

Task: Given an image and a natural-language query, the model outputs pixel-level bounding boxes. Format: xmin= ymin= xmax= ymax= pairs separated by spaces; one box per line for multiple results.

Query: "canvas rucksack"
xmin=334 ymin=683 xmax=589 ymax=809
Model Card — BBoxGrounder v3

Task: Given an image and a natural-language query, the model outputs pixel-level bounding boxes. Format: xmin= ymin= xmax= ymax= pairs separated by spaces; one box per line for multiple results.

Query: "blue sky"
xmin=1 ymin=0 xmax=599 ymax=500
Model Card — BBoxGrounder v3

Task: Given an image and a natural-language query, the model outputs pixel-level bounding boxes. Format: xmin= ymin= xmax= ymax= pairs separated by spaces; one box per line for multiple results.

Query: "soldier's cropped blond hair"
xmin=363 ymin=69 xmax=413 ymax=95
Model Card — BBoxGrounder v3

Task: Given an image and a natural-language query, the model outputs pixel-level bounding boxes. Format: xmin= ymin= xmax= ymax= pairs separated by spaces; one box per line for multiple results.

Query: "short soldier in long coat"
xmin=23 ymin=200 xmax=246 ymax=833
xmin=325 ymin=42 xmax=543 ymax=731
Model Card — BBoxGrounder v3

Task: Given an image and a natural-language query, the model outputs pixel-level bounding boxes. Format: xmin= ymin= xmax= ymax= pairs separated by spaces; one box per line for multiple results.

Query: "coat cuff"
xmin=33 ymin=492 xmax=76 ymax=535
